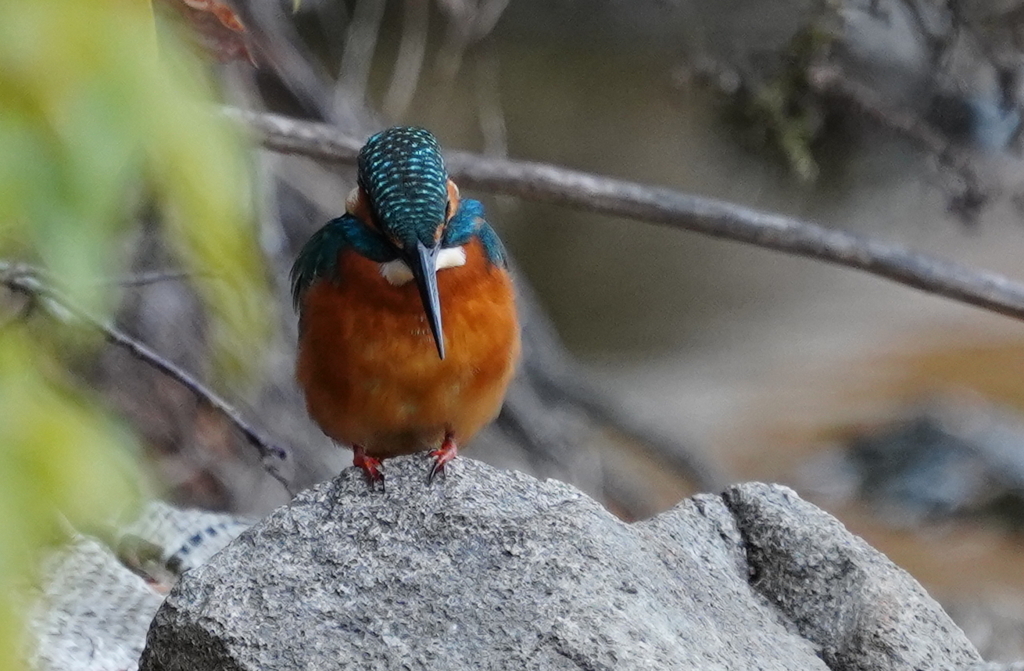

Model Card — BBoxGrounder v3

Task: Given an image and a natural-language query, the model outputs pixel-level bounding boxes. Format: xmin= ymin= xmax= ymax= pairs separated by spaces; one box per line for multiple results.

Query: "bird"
xmin=290 ymin=126 xmax=520 ymax=483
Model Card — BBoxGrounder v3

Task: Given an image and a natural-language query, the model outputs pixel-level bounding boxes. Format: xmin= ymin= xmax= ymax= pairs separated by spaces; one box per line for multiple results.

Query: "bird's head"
xmin=355 ymin=127 xmax=461 ymax=360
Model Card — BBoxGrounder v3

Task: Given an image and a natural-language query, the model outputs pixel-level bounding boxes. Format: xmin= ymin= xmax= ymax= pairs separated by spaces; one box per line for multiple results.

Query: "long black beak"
xmin=408 ymin=240 xmax=445 ymax=360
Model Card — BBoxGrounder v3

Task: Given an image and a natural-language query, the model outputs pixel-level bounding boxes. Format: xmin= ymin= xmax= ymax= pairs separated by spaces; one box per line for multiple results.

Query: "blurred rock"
xmin=927 ymin=92 xmax=1022 ymax=153
xmin=832 ymin=399 xmax=1024 ymax=525
xmin=948 ymin=597 xmax=1024 ymax=664
xmin=141 ymin=457 xmax=983 ymax=670
xmin=836 ymin=0 xmax=934 ymax=106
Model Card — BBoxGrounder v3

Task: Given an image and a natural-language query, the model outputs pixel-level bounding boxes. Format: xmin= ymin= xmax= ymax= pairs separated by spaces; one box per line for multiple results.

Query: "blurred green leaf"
xmin=0 ymin=1 xmax=269 ymax=669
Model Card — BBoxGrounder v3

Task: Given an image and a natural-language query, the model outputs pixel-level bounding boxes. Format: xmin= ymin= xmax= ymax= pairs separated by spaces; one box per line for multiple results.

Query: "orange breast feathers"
xmin=296 ymin=237 xmax=521 ymax=458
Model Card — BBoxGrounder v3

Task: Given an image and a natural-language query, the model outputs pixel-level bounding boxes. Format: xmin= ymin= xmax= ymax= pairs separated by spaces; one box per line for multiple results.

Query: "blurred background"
xmin=13 ymin=0 xmax=1024 ymax=666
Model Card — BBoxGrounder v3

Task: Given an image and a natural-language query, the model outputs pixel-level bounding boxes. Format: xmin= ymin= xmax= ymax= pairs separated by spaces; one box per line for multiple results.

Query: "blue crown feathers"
xmin=357 ymin=127 xmax=449 ymax=248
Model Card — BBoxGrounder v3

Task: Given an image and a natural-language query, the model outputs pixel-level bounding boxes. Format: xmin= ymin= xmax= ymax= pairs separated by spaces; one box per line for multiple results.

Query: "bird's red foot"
xmin=428 ymin=433 xmax=458 ymax=484
xmin=352 ymin=445 xmax=383 ymax=484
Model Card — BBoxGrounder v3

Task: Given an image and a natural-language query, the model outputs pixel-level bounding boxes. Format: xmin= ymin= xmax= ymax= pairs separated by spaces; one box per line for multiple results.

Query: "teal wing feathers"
xmin=290 ymin=214 xmax=397 ymax=311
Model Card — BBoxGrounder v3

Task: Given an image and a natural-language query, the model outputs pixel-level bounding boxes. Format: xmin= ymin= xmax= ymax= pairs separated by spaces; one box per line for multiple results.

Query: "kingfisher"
xmin=291 ymin=127 xmax=520 ymax=483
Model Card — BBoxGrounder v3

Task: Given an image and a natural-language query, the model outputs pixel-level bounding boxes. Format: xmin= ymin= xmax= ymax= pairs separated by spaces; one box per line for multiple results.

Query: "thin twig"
xmin=0 ymin=262 xmax=294 ymax=496
xmin=101 ymin=270 xmax=198 ymax=288
xmin=227 ymin=107 xmax=1024 ymax=324
xmin=807 ymin=64 xmax=977 ymax=179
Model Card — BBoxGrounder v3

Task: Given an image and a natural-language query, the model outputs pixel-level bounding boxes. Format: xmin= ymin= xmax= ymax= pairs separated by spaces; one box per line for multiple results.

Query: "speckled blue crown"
xmin=357 ymin=127 xmax=448 ymax=247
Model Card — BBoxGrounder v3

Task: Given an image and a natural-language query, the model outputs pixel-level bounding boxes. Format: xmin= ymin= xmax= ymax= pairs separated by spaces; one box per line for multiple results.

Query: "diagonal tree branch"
xmin=0 ymin=261 xmax=295 ymax=496
xmin=225 ymin=106 xmax=1024 ymax=324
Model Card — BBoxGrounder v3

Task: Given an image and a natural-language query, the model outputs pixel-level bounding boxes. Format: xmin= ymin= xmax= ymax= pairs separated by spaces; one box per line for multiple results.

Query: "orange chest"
xmin=300 ymin=238 xmax=517 ymax=368
xmin=295 ymin=238 xmax=520 ymax=450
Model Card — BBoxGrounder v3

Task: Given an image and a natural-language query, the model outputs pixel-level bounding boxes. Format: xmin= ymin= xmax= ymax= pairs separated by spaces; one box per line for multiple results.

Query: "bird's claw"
xmin=427 ymin=434 xmax=458 ymax=484
xmin=352 ymin=445 xmax=384 ymax=486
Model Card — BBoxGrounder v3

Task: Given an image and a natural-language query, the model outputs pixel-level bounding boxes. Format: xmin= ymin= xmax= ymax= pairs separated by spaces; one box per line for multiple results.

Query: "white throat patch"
xmin=379 ymin=246 xmax=467 ymax=286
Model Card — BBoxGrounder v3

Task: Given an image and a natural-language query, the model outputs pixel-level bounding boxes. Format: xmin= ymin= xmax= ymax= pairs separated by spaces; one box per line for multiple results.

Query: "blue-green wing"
xmin=290 ymin=214 xmax=397 ymax=311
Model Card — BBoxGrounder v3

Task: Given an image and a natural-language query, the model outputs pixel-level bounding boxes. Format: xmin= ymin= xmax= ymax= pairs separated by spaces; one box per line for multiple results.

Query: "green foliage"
xmin=0 ymin=328 xmax=140 ymax=564
xmin=719 ymin=14 xmax=841 ymax=182
xmin=0 ymin=1 xmax=269 ymax=667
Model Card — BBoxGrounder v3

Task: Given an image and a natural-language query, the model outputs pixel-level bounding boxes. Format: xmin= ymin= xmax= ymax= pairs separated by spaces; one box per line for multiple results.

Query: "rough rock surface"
xmin=140 ymin=455 xmax=983 ymax=671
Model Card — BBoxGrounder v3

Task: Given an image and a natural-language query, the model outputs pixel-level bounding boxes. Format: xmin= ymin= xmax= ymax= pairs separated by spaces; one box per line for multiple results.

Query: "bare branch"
xmin=227 ymin=107 xmax=1024 ymax=324
xmin=226 ymin=107 xmax=363 ymax=162
xmin=0 ymin=261 xmax=294 ymax=496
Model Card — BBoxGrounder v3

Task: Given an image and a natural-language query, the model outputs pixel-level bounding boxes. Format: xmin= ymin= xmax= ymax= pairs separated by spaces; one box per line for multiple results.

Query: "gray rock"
xmin=720 ymin=486 xmax=980 ymax=670
xmin=140 ymin=456 xmax=984 ymax=671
